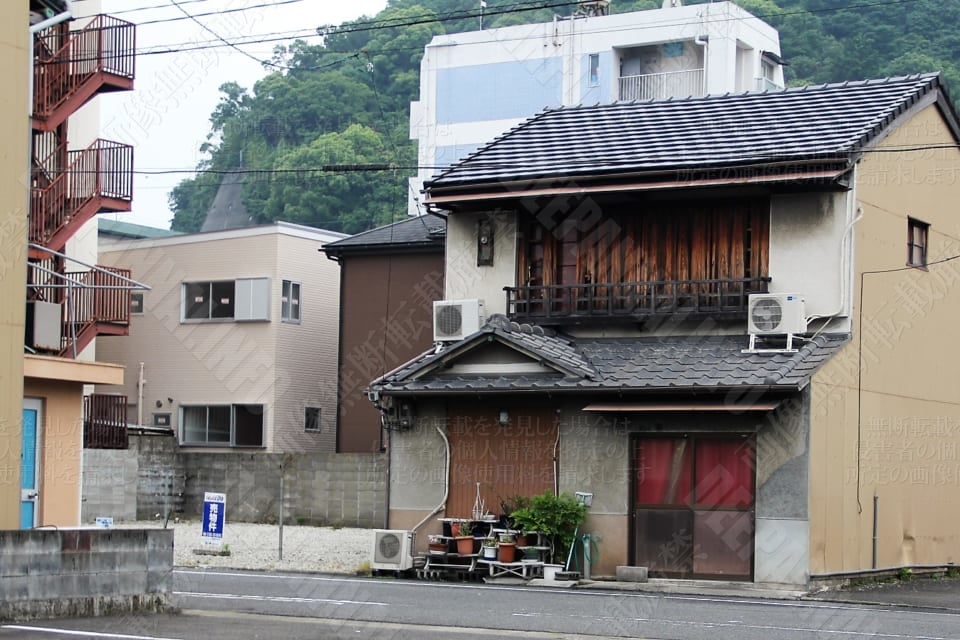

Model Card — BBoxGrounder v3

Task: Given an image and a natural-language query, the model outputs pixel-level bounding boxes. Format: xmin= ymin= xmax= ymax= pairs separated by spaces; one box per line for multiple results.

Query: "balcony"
xmin=27 ymin=262 xmax=132 ymax=358
xmin=83 ymin=393 xmax=128 ymax=449
xmin=33 ymin=14 xmax=136 ymax=131
xmin=619 ymin=68 xmax=705 ymax=102
xmin=505 ymin=277 xmax=771 ymax=325
xmin=30 ymin=138 xmax=134 ymax=255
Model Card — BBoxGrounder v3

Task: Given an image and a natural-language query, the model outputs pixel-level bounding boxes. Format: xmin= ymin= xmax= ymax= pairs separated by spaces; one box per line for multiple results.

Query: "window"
xmin=281 ymin=280 xmax=301 ymax=323
xmin=182 ymin=278 xmax=270 ymax=322
xmin=589 ymin=53 xmax=600 ymax=86
xmin=907 ymin=218 xmax=929 ymax=267
xmin=304 ymin=407 xmax=321 ymax=433
xmin=180 ymin=404 xmax=264 ymax=447
xmin=131 ymin=292 xmax=144 ymax=314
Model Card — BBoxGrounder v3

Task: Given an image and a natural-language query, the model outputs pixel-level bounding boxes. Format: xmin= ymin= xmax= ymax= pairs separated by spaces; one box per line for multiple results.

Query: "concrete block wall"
xmin=0 ymin=529 xmax=174 ymax=622
xmin=81 ymin=448 xmax=138 ymax=522
xmin=180 ymin=451 xmax=387 ymax=528
xmin=81 ymin=434 xmax=387 ymax=527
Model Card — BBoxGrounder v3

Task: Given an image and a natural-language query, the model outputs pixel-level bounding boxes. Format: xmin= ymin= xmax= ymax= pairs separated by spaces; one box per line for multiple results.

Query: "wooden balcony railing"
xmin=33 ymin=14 xmax=136 ymax=129
xmin=505 ymin=277 xmax=771 ymax=324
xmin=84 ymin=393 xmax=128 ymax=449
xmin=619 ymin=68 xmax=705 ymax=102
xmin=30 ymin=138 xmax=134 ymax=252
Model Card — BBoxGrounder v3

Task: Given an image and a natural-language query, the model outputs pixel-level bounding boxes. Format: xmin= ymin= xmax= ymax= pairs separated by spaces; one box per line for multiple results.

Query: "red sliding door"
xmin=632 ymin=435 xmax=755 ymax=579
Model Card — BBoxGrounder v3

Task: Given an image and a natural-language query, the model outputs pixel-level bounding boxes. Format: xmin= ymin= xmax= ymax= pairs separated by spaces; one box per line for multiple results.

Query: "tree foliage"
xmin=170 ymin=0 xmax=960 ymax=232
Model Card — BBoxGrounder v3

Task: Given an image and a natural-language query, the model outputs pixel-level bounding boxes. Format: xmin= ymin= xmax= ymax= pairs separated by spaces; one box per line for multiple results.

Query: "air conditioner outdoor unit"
xmin=748 ymin=293 xmax=806 ymax=336
xmin=372 ymin=529 xmax=415 ymax=572
xmin=433 ymin=299 xmax=484 ymax=342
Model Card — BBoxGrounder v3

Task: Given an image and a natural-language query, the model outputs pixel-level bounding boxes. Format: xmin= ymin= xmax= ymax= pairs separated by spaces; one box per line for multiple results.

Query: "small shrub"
xmin=897 ymin=567 xmax=913 ymax=581
xmin=948 ymin=567 xmax=960 ymax=579
xmin=355 ymin=560 xmax=371 ymax=576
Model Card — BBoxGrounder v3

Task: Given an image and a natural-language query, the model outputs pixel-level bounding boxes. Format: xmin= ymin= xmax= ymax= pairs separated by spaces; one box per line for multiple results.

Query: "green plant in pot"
xmin=508 ymin=491 xmax=587 ymax=564
xmin=497 ymin=533 xmax=516 ymax=563
xmin=481 ymin=536 xmax=498 ymax=560
xmin=455 ymin=520 xmax=475 ymax=555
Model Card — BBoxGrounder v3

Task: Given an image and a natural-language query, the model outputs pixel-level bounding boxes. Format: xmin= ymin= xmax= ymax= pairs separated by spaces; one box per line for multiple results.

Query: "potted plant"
xmin=508 ymin=491 xmax=587 ymax=565
xmin=454 ymin=520 xmax=475 ymax=555
xmin=481 ymin=536 xmax=498 ymax=560
xmin=427 ymin=534 xmax=447 ymax=555
xmin=497 ymin=533 xmax=516 ymax=563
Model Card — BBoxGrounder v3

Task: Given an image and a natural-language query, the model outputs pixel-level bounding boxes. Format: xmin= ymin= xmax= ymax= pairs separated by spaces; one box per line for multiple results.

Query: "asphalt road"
xmin=2 ymin=569 xmax=959 ymax=640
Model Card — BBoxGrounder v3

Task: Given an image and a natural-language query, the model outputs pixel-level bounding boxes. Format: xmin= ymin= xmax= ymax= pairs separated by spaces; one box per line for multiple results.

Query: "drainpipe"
xmin=137 ymin=362 xmax=145 ymax=427
xmin=411 ymin=419 xmax=450 ymax=534
xmin=872 ymin=494 xmax=879 ymax=569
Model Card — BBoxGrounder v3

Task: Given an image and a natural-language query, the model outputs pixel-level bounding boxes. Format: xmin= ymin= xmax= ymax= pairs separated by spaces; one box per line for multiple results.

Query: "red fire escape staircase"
xmin=27 ymin=260 xmax=132 ymax=358
xmin=32 ymin=15 xmax=135 ymax=132
xmin=29 ymin=14 xmax=135 ymax=260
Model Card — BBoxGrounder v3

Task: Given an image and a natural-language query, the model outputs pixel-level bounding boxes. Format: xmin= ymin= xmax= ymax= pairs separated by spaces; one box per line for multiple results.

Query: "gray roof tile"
xmin=373 ymin=332 xmax=848 ymax=395
xmin=323 ymin=214 xmax=445 ymax=254
xmin=426 ymin=74 xmax=950 ymax=190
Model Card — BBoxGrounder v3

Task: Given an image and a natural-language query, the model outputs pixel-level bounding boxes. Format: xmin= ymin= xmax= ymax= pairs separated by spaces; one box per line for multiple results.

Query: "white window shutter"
xmin=235 ymin=277 xmax=271 ymax=321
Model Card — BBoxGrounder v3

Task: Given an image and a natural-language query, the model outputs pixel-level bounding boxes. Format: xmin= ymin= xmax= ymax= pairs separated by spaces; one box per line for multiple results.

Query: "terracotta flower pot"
xmin=456 ymin=536 xmax=474 ymax=555
xmin=498 ymin=542 xmax=516 ymax=563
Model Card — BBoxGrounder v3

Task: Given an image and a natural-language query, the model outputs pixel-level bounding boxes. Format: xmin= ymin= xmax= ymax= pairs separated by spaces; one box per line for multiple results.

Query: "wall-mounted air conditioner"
xmin=433 ymin=299 xmax=484 ymax=342
xmin=25 ymin=301 xmax=62 ymax=352
xmin=372 ymin=529 xmax=415 ymax=572
xmin=748 ymin=293 xmax=806 ymax=336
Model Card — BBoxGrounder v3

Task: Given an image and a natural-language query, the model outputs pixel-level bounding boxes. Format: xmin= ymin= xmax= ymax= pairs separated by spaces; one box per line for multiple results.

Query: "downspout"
xmin=411 ymin=418 xmax=451 ymax=534
xmin=137 ymin=362 xmax=145 ymax=427
xmin=809 ymin=168 xmax=863 ymax=334
xmin=694 ymin=32 xmax=707 ymax=95
xmin=553 ymin=411 xmax=561 ymax=495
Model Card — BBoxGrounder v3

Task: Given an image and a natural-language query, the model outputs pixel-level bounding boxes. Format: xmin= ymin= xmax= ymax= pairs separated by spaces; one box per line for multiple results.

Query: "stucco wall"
xmin=23 ymin=379 xmax=85 ymax=527
xmin=444 ymin=211 xmax=517 ymax=316
xmin=0 ymin=2 xmax=30 ymax=529
xmin=769 ymin=192 xmax=852 ymax=328
xmin=808 ymin=102 xmax=960 ymax=575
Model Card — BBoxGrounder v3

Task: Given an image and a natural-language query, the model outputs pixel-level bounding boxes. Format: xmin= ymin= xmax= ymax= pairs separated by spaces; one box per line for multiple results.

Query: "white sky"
xmin=98 ymin=0 xmax=390 ymax=230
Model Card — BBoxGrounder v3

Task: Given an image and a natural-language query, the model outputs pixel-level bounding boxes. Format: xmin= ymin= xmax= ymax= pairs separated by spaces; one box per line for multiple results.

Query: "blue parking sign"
xmin=201 ymin=492 xmax=225 ymax=540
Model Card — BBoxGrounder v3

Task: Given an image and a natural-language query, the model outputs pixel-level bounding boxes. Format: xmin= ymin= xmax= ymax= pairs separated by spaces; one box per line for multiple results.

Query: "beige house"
xmin=372 ymin=73 xmax=960 ymax=586
xmin=97 ymin=223 xmax=346 ymax=453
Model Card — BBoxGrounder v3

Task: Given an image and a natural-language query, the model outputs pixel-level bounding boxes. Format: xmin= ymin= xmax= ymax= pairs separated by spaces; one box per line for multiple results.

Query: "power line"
xmin=130 ymin=0 xmax=926 ymax=60
xmin=101 ymin=0 xmax=214 ymax=16
xmin=136 ymin=0 xmax=304 ymax=27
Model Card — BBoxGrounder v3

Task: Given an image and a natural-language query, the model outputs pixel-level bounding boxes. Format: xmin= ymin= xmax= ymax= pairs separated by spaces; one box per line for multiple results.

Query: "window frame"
xmin=281 ymin=279 xmax=302 ymax=323
xmin=304 ymin=406 xmax=321 ymax=433
xmin=130 ymin=291 xmax=144 ymax=315
xmin=588 ymin=53 xmax=600 ymax=86
xmin=182 ymin=280 xmax=235 ymax=322
xmin=907 ymin=217 xmax=929 ymax=268
xmin=181 ymin=278 xmax=271 ymax=322
xmin=179 ymin=403 xmax=265 ymax=448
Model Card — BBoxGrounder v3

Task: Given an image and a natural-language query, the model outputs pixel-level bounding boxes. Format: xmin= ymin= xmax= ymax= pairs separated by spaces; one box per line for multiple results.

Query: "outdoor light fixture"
xmin=498 ymin=409 xmax=509 ymax=426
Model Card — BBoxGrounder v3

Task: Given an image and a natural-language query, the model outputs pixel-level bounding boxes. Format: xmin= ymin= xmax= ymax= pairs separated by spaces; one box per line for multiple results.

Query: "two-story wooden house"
xmin=370 ymin=73 xmax=960 ymax=587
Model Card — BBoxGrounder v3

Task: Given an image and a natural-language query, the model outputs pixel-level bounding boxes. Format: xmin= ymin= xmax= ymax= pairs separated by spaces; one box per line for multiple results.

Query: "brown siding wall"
xmin=337 ymin=252 xmax=443 ymax=453
xmin=446 ymin=406 xmax=557 ymax=517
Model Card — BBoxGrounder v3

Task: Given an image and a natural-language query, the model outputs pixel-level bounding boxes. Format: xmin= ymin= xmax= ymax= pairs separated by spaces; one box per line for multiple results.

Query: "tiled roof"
xmin=426 ymin=73 xmax=953 ymax=190
xmin=372 ymin=332 xmax=848 ymax=395
xmin=323 ymin=215 xmax=445 ymax=254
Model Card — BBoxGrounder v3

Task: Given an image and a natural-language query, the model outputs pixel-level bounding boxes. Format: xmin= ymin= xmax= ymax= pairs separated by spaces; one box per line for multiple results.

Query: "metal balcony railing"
xmin=84 ymin=393 xmax=128 ymax=449
xmin=619 ymin=68 xmax=705 ymax=102
xmin=505 ymin=277 xmax=771 ymax=324
xmin=30 ymin=138 xmax=134 ymax=251
xmin=33 ymin=14 xmax=136 ymax=127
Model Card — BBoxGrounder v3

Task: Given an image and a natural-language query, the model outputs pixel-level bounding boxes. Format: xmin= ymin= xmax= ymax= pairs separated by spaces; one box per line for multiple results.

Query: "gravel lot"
xmin=122 ymin=521 xmax=375 ymax=574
